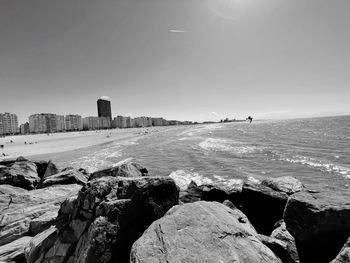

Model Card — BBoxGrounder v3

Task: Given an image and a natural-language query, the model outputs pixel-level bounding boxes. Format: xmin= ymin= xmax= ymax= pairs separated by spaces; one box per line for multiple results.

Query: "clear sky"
xmin=0 ymin=0 xmax=349 ymax=123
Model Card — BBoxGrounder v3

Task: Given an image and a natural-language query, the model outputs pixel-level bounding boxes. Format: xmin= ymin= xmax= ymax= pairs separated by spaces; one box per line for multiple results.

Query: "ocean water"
xmin=61 ymin=116 xmax=350 ymax=191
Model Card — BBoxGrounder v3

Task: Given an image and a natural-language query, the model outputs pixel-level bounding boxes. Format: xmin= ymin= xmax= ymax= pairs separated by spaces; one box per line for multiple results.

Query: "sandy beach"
xmin=0 ymin=127 xmax=168 ymax=161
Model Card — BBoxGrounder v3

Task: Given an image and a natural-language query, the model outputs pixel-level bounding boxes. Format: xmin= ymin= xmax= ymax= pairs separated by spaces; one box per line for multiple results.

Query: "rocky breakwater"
xmin=0 ymin=157 xmax=88 ymax=262
xmin=2 ymin=157 xmax=350 ymax=263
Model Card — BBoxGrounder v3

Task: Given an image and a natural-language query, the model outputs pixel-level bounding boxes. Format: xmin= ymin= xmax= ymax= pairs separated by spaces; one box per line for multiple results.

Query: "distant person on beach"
xmin=247 ymin=116 xmax=253 ymax=123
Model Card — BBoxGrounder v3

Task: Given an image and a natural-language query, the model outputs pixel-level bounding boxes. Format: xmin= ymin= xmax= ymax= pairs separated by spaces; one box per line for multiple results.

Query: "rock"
xmin=261 ymin=176 xmax=303 ymax=195
xmin=241 ymin=181 xmax=288 ymax=235
xmin=0 ymin=184 xmax=81 ymax=246
xmin=39 ymin=176 xmax=179 ymax=263
xmin=271 ymin=220 xmax=299 ymax=263
xmin=16 ymin=156 xmax=28 ymax=162
xmin=0 ymin=158 xmax=17 ymax=166
xmin=43 ymin=160 xmax=59 ymax=178
xmin=130 ymin=201 xmax=282 ymax=263
xmin=223 ymin=199 xmax=236 ymax=209
xmin=179 ymin=180 xmax=203 ymax=203
xmin=0 ymin=236 xmax=32 ymax=262
xmin=179 ymin=180 xmax=243 ymax=207
xmin=284 ymin=188 xmax=350 ymax=263
xmin=258 ymin=234 xmax=297 ymax=263
xmin=331 ymin=237 xmax=350 ymax=263
xmin=25 ymin=227 xmax=58 ymax=263
xmin=41 ymin=168 xmax=88 ymax=187
xmin=29 ymin=211 xmax=58 ymax=235
xmin=201 ymin=183 xmax=242 ymax=206
xmin=0 ymin=160 xmax=40 ymax=190
xmin=67 ymin=216 xmax=119 ymax=263
xmin=89 ymin=160 xmax=148 ymax=180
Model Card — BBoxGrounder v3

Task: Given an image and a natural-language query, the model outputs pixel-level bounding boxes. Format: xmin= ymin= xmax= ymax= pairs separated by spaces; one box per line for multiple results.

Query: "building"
xmin=97 ymin=96 xmax=112 ymax=123
xmin=134 ymin=117 xmax=147 ymax=127
xmin=65 ymin=115 xmax=83 ymax=131
xmin=126 ymin=117 xmax=135 ymax=128
xmin=29 ymin=114 xmax=46 ymax=133
xmin=56 ymin=115 xmax=65 ymax=132
xmin=83 ymin=116 xmax=99 ymax=130
xmin=152 ymin=117 xmax=166 ymax=126
xmin=168 ymin=120 xmax=180 ymax=126
xmin=112 ymin=116 xmax=127 ymax=128
xmin=98 ymin=117 xmax=111 ymax=129
xmin=28 ymin=113 xmax=59 ymax=133
xmin=20 ymin=122 xmax=30 ymax=135
xmin=0 ymin=112 xmax=19 ymax=135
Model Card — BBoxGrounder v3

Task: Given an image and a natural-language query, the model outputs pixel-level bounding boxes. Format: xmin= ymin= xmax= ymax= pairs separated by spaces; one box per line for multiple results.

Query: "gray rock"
xmin=89 ymin=160 xmax=148 ymax=180
xmin=271 ymin=221 xmax=299 ymax=263
xmin=37 ymin=175 xmax=179 ymax=263
xmin=41 ymin=168 xmax=88 ymax=187
xmin=130 ymin=201 xmax=282 ymax=263
xmin=284 ymin=188 xmax=350 ymax=263
xmin=25 ymin=227 xmax=58 ymax=263
xmin=261 ymin=176 xmax=303 ymax=195
xmin=29 ymin=211 xmax=58 ymax=235
xmin=331 ymin=237 xmax=350 ymax=263
xmin=0 ymin=184 xmax=81 ymax=246
xmin=0 ymin=236 xmax=32 ymax=262
xmin=43 ymin=160 xmax=59 ymax=178
xmin=0 ymin=160 xmax=40 ymax=190
xmin=258 ymin=234 xmax=298 ymax=263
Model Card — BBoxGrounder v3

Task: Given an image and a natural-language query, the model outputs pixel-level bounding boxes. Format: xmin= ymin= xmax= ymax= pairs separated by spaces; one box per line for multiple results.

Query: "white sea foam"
xmin=169 ymin=170 xmax=214 ymax=190
xmin=280 ymin=155 xmax=350 ymax=179
xmin=169 ymin=170 xmax=243 ymax=191
xmin=212 ymin=174 xmax=243 ymax=188
xmin=199 ymin=138 xmax=263 ymax=155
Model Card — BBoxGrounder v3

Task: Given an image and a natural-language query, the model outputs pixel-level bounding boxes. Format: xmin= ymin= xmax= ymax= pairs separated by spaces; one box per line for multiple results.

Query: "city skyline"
xmin=1 ymin=0 xmax=350 ymax=123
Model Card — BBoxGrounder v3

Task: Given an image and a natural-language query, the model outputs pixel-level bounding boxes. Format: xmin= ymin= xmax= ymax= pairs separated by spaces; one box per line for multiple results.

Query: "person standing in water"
xmin=247 ymin=116 xmax=253 ymax=123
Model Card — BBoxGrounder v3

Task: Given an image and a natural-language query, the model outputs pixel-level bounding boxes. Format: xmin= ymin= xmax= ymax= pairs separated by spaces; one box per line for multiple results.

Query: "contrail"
xmin=169 ymin=29 xmax=187 ymax=33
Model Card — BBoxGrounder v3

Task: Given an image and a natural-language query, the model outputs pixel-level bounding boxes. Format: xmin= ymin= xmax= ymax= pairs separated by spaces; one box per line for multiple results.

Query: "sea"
xmin=56 ymin=115 xmax=350 ymax=192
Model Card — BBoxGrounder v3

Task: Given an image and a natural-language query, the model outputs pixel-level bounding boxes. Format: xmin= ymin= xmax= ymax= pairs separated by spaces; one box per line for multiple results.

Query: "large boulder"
xmin=31 ymin=176 xmax=179 ymax=263
xmin=284 ymin=189 xmax=350 ymax=263
xmin=241 ymin=181 xmax=288 ymax=235
xmin=89 ymin=160 xmax=148 ymax=180
xmin=40 ymin=167 xmax=88 ymax=187
xmin=331 ymin=237 xmax=350 ymax=263
xmin=130 ymin=201 xmax=282 ymax=263
xmin=0 ymin=160 xmax=40 ymax=190
xmin=261 ymin=176 xmax=303 ymax=195
xmin=0 ymin=236 xmax=32 ymax=262
xmin=0 ymin=184 xmax=81 ymax=246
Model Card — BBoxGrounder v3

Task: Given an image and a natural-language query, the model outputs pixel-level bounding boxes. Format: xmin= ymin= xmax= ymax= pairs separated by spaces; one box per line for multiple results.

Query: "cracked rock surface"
xmin=130 ymin=201 xmax=282 ymax=263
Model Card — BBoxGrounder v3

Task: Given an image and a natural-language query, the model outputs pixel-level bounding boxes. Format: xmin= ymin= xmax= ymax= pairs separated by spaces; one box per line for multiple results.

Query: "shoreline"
xmin=0 ymin=125 xmax=190 ymax=166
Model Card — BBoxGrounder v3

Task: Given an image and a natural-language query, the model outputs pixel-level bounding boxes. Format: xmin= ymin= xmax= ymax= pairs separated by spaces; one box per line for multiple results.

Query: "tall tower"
xmin=97 ymin=96 xmax=112 ymax=121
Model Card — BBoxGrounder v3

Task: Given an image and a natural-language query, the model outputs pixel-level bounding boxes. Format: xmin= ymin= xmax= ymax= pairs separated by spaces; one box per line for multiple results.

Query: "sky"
xmin=0 ymin=0 xmax=349 ymax=123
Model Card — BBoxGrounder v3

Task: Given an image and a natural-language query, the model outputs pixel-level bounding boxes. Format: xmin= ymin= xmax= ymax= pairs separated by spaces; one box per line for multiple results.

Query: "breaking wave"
xmin=279 ymin=154 xmax=350 ymax=179
xmin=199 ymin=138 xmax=263 ymax=155
xmin=66 ymin=138 xmax=139 ymax=172
xmin=169 ymin=169 xmax=243 ymax=191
